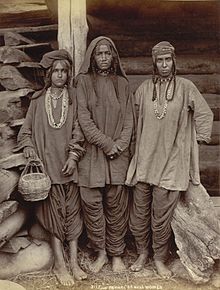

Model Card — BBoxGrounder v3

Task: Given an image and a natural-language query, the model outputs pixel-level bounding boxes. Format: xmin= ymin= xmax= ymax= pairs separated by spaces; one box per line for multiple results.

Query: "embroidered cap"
xmin=40 ymin=49 xmax=72 ymax=69
xmin=152 ymin=41 xmax=175 ymax=63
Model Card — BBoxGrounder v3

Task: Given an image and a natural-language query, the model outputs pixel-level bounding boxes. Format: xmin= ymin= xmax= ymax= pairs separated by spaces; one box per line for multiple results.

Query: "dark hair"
xmin=42 ymin=59 xmax=72 ymax=104
xmin=89 ymin=43 xmax=120 ymax=105
xmin=152 ymin=55 xmax=176 ymax=101
xmin=44 ymin=59 xmax=72 ymax=89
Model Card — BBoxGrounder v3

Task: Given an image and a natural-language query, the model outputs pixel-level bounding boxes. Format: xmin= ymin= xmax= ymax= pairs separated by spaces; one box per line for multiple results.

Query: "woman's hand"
xmin=23 ymin=146 xmax=38 ymax=160
xmin=62 ymin=158 xmax=77 ymax=176
xmin=106 ymin=144 xmax=122 ymax=160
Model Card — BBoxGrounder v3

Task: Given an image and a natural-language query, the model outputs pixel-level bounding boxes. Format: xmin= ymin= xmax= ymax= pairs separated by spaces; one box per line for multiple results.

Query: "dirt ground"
xmin=10 ymin=244 xmax=220 ymax=290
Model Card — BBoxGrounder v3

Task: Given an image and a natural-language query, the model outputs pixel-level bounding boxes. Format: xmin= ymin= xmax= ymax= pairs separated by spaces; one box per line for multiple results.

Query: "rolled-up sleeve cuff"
xmin=69 ymin=151 xmax=79 ymax=161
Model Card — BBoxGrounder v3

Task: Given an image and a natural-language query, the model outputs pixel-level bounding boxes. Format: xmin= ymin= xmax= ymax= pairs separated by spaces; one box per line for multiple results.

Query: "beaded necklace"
xmin=45 ymin=87 xmax=68 ymax=129
xmin=50 ymin=88 xmax=64 ymax=109
xmin=96 ymin=68 xmax=111 ymax=76
xmin=153 ymin=78 xmax=173 ymax=120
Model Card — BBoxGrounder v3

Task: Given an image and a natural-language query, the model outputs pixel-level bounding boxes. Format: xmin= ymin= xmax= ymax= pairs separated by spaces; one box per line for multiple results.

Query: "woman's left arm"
xmin=189 ymin=83 xmax=214 ymax=143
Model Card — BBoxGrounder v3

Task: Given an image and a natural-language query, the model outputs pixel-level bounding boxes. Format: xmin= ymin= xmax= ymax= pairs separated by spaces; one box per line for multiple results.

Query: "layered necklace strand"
xmin=153 ymin=78 xmax=173 ymax=120
xmin=45 ymin=87 xmax=68 ymax=129
xmin=50 ymin=88 xmax=64 ymax=109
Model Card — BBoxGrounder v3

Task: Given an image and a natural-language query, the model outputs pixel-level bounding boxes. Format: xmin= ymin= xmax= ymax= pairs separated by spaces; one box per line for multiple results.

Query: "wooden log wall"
xmin=0 ymin=1 xmax=219 ymax=199
xmin=0 ymin=0 xmax=219 ymax=282
xmin=0 ymin=0 xmax=53 ymax=29
xmin=85 ymin=0 xmax=220 ymax=197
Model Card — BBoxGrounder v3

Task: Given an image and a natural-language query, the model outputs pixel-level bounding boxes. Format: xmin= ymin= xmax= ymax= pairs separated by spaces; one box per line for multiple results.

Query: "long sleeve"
xmin=68 ymin=119 xmax=86 ymax=161
xmin=115 ymin=91 xmax=134 ymax=151
xmin=188 ymin=83 xmax=213 ymax=143
xmin=76 ymin=76 xmax=114 ymax=154
xmin=16 ymin=100 xmax=35 ymax=151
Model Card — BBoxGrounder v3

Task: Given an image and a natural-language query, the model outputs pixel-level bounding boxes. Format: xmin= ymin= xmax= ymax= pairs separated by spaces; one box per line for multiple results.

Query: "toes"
xmin=81 ymin=273 xmax=88 ymax=280
xmin=130 ymin=265 xmax=142 ymax=272
xmin=134 ymin=267 xmax=141 ymax=272
xmin=73 ymin=270 xmax=88 ymax=281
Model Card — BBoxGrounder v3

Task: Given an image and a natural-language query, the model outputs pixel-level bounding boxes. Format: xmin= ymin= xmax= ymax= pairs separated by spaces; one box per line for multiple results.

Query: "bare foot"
xmin=112 ymin=256 xmax=126 ymax=273
xmin=71 ymin=262 xmax=88 ymax=281
xmin=154 ymin=259 xmax=172 ymax=279
xmin=53 ymin=266 xmax=74 ymax=287
xmin=90 ymin=251 xmax=108 ymax=273
xmin=130 ymin=253 xmax=148 ymax=272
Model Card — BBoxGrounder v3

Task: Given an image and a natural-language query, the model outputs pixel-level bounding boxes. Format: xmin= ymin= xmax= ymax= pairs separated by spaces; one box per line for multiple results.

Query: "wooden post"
xmin=58 ymin=0 xmax=88 ymax=76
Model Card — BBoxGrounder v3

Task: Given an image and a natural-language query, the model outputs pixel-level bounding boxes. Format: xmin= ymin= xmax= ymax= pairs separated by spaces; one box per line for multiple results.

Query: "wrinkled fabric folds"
xmin=36 ymin=182 xmax=83 ymax=242
xmin=130 ymin=183 xmax=179 ymax=260
xmin=80 ymin=185 xmax=129 ymax=256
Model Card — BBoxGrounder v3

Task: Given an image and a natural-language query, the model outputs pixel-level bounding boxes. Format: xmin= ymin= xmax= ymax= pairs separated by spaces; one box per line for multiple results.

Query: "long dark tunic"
xmin=75 ymin=36 xmax=134 ymax=255
xmin=16 ymin=88 xmax=85 ymax=241
xmin=76 ymin=74 xmax=133 ymax=187
xmin=16 ymin=88 xmax=85 ymax=184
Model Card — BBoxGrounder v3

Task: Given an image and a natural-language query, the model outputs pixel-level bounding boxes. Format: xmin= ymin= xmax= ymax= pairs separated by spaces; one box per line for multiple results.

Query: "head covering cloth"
xmin=94 ymin=38 xmax=112 ymax=53
xmin=77 ymin=36 xmax=127 ymax=79
xmin=75 ymin=36 xmax=127 ymax=104
xmin=32 ymin=49 xmax=72 ymax=100
xmin=40 ymin=49 xmax=72 ymax=69
xmin=151 ymin=41 xmax=176 ymax=101
xmin=152 ymin=41 xmax=175 ymax=63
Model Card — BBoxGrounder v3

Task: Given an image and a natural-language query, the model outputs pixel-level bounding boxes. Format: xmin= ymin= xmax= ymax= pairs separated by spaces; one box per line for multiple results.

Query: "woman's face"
xmin=94 ymin=44 xmax=113 ymax=71
xmin=51 ymin=60 xmax=68 ymax=88
xmin=156 ymin=53 xmax=173 ymax=78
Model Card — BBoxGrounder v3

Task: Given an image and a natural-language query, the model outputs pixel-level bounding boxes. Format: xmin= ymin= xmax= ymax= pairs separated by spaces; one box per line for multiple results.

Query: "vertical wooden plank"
xmin=71 ymin=0 xmax=88 ymax=75
xmin=57 ymin=0 xmax=72 ymax=56
xmin=57 ymin=0 xmax=88 ymax=76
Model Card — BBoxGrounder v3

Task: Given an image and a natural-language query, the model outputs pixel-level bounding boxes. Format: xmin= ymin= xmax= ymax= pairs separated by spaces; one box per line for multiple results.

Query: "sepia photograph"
xmin=0 ymin=0 xmax=219 ymax=289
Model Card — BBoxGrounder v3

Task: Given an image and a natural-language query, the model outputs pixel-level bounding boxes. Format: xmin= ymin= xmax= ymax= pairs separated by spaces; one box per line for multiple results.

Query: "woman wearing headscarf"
xmin=75 ymin=36 xmax=134 ymax=273
xmin=126 ymin=41 xmax=213 ymax=278
xmin=16 ymin=50 xmax=87 ymax=286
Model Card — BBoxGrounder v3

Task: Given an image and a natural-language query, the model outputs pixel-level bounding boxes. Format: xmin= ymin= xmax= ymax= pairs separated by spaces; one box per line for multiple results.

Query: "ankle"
xmin=112 ymin=256 xmax=122 ymax=261
xmin=154 ymin=259 xmax=166 ymax=265
xmin=97 ymin=249 xmax=107 ymax=257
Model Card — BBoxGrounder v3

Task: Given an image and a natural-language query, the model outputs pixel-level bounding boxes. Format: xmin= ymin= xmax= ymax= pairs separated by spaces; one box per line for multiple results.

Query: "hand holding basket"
xmin=18 ymin=159 xmax=51 ymax=202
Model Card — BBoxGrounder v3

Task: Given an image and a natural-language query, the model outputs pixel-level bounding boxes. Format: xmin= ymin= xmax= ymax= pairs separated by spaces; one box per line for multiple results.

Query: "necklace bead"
xmin=50 ymin=89 xmax=64 ymax=100
xmin=153 ymin=78 xmax=173 ymax=119
xmin=45 ymin=87 xmax=68 ymax=128
xmin=154 ymin=98 xmax=168 ymax=119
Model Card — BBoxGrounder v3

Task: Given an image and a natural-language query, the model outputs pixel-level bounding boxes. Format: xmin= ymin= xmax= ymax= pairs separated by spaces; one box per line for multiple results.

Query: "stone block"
xmin=0 ymin=124 xmax=17 ymax=158
xmin=0 ymin=241 xmax=53 ymax=279
xmin=0 ymin=46 xmax=31 ymax=64
xmin=0 ymin=153 xmax=26 ymax=169
xmin=0 ymin=280 xmax=25 ymax=290
xmin=0 ymin=207 xmax=27 ymax=248
xmin=0 ymin=65 xmax=41 ymax=91
xmin=0 ymin=169 xmax=19 ymax=203
xmin=4 ymin=32 xmax=34 ymax=46
xmin=0 ymin=201 xmax=19 ymax=224
xmin=0 ymin=88 xmax=32 ymax=122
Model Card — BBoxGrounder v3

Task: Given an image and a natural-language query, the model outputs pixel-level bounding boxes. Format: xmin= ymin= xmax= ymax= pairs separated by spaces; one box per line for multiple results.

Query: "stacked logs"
xmin=0 ymin=32 xmax=53 ymax=279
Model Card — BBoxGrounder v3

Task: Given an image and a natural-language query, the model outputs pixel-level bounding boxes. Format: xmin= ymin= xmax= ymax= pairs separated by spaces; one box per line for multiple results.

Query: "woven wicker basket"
xmin=18 ymin=159 xmax=51 ymax=202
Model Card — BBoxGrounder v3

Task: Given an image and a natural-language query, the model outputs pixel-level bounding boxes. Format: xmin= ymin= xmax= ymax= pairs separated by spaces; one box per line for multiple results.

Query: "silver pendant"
xmin=52 ymin=99 xmax=57 ymax=109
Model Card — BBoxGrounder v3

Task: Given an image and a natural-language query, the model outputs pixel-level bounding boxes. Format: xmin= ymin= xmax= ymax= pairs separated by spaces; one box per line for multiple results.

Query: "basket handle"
xmin=21 ymin=159 xmax=47 ymax=177
xmin=32 ymin=160 xmax=48 ymax=175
